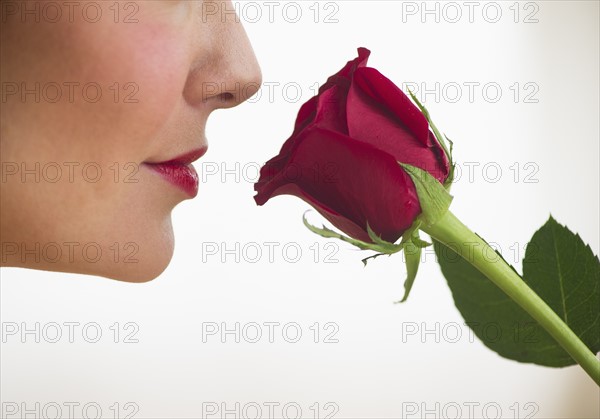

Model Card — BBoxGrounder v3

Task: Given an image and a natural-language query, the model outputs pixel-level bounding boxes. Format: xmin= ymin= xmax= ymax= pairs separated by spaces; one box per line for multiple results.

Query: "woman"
xmin=0 ymin=1 xmax=262 ymax=281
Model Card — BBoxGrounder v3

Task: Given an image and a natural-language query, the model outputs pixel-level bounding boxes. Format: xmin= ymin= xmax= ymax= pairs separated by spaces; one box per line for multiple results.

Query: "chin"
xmin=99 ymin=223 xmax=176 ymax=283
xmin=51 ymin=222 xmax=176 ymax=283
xmin=2 ymin=184 xmax=181 ymax=283
xmin=101 ymin=251 xmax=173 ymax=283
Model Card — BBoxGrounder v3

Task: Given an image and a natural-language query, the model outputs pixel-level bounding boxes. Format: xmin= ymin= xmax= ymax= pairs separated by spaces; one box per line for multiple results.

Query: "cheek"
xmin=70 ymin=22 xmax=191 ymax=161
xmin=2 ymin=14 xmax=192 ymax=164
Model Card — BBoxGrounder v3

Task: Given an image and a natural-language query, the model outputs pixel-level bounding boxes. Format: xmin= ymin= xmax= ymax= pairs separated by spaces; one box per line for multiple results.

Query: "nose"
xmin=183 ymin=1 xmax=263 ymax=109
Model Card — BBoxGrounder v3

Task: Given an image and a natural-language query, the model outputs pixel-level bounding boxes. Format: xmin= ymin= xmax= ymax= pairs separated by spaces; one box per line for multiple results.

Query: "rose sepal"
xmin=407 ymin=89 xmax=455 ymax=189
xmin=395 ymin=229 xmax=424 ymax=303
xmin=392 ymin=162 xmax=454 ymax=302
xmin=302 ymin=211 xmax=405 ymax=256
xmin=399 ymin=163 xmax=453 ymax=228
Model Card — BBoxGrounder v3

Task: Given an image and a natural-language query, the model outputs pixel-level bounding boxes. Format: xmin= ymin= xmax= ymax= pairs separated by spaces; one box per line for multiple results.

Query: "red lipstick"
xmin=145 ymin=147 xmax=207 ymax=197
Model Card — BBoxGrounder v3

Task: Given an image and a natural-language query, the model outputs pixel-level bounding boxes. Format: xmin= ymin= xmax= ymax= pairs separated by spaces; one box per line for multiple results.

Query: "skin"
xmin=0 ymin=1 xmax=262 ymax=281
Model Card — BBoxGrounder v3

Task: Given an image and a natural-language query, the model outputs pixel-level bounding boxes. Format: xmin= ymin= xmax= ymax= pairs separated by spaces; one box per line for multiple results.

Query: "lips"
xmin=144 ymin=147 xmax=207 ymax=197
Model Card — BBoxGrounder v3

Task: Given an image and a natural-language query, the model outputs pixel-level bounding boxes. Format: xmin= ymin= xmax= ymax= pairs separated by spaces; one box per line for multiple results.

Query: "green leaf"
xmin=522 ymin=217 xmax=600 ymax=360
xmin=399 ymin=163 xmax=453 ymax=227
xmin=434 ymin=217 xmax=600 ymax=367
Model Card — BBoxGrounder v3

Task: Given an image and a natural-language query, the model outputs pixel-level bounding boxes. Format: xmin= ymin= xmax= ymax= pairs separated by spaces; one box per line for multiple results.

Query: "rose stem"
xmin=421 ymin=210 xmax=600 ymax=386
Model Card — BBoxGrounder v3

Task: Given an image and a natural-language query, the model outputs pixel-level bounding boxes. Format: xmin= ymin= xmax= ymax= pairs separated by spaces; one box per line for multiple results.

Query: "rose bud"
xmin=254 ymin=47 xmax=450 ymax=244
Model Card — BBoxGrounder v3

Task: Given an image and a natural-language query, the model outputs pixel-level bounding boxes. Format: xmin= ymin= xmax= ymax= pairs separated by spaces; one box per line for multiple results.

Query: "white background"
xmin=2 ymin=1 xmax=599 ymax=418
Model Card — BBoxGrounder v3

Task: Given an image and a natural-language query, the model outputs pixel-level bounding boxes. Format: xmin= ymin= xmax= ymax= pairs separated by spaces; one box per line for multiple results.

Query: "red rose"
xmin=254 ymin=48 xmax=450 ymax=243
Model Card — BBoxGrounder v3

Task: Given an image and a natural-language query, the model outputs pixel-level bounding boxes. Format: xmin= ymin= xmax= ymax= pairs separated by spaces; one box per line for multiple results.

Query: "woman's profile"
xmin=0 ymin=1 xmax=262 ymax=281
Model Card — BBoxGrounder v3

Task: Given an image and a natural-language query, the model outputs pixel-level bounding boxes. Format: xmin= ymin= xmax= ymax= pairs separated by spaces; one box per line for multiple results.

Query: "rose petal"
xmin=257 ymin=50 xmax=373 ymax=191
xmin=347 ymin=67 xmax=449 ymax=182
xmin=266 ymin=183 xmax=374 ymax=242
xmin=319 ymin=47 xmax=371 ymax=94
xmin=255 ymin=86 xmax=349 ymax=193
xmin=351 ymin=67 xmax=430 ymax=145
xmin=254 ymin=126 xmax=421 ymax=243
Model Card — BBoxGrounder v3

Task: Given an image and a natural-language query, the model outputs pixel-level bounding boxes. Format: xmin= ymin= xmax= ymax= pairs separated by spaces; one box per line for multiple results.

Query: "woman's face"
xmin=0 ymin=1 xmax=262 ymax=281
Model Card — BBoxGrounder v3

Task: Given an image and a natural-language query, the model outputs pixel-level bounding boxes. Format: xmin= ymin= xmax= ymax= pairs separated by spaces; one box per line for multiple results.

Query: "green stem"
xmin=422 ymin=210 xmax=600 ymax=386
